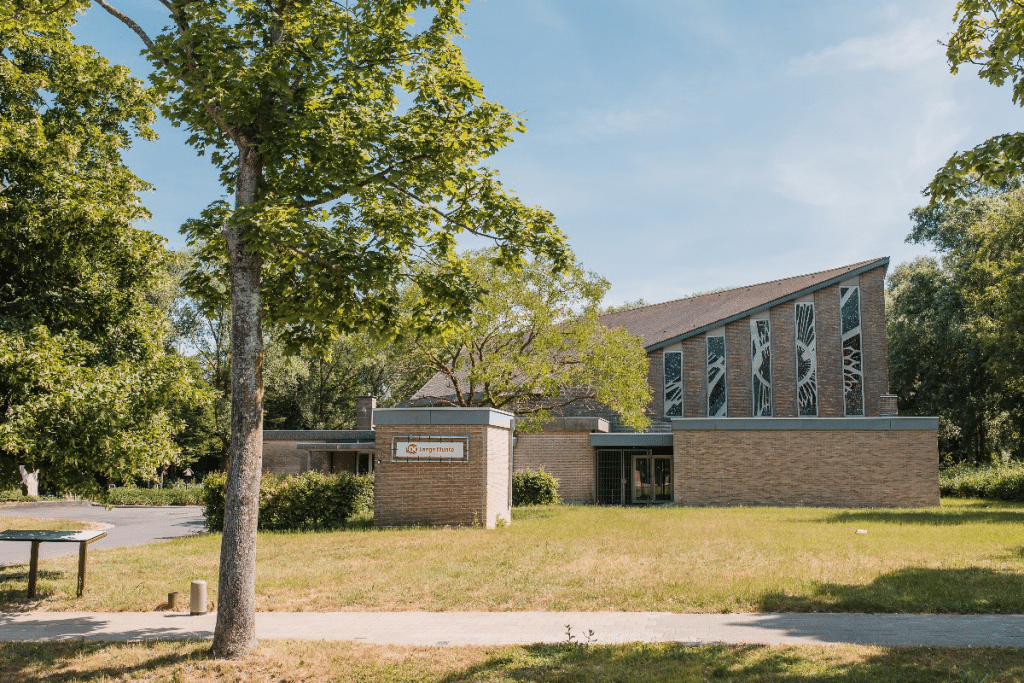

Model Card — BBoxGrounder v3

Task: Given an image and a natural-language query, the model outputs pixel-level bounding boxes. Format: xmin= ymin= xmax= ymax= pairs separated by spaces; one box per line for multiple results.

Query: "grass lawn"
xmin=2 ymin=499 xmax=1022 ymax=614
xmin=1 ymin=641 xmax=1023 ymax=682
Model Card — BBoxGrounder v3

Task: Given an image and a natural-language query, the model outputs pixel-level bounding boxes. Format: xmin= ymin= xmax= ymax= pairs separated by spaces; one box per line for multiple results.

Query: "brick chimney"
xmin=356 ymin=396 xmax=377 ymax=430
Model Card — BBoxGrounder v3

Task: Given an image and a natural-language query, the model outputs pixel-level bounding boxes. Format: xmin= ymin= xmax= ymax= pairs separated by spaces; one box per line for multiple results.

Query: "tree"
xmin=0 ymin=2 xmax=206 ymax=494
xmin=899 ymin=187 xmax=1024 ymax=462
xmin=930 ymin=2 xmax=1024 ymax=200
xmin=93 ymin=0 xmax=567 ymax=657
xmin=886 ymin=258 xmax=994 ymax=462
xmin=411 ymin=250 xmax=651 ymax=432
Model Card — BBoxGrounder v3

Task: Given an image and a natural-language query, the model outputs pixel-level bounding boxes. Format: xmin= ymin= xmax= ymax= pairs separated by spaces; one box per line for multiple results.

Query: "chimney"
xmin=356 ymin=396 xmax=377 ymax=431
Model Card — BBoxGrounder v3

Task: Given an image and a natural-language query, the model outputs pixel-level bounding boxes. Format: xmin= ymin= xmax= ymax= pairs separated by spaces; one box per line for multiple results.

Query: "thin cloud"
xmin=788 ymin=19 xmax=946 ymax=76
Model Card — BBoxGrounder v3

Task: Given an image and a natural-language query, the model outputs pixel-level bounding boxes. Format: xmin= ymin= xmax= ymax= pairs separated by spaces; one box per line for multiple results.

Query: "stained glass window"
xmin=795 ymin=302 xmax=817 ymax=416
xmin=664 ymin=351 xmax=683 ymax=417
xmin=707 ymin=335 xmax=727 ymax=417
xmin=840 ymin=286 xmax=864 ymax=415
xmin=750 ymin=319 xmax=772 ymax=416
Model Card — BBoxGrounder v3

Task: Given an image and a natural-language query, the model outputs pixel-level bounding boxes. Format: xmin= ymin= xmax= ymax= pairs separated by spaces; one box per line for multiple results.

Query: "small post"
xmin=27 ymin=540 xmax=40 ymax=598
xmin=190 ymin=580 xmax=207 ymax=615
xmin=168 ymin=591 xmax=180 ymax=609
xmin=76 ymin=541 xmax=88 ymax=597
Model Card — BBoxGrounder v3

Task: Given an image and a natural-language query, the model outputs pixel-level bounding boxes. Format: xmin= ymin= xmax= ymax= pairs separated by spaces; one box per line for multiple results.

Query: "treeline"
xmin=888 ymin=182 xmax=1024 ymax=464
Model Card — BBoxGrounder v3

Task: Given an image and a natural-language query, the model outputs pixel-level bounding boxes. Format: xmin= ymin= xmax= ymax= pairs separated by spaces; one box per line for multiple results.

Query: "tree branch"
xmin=93 ymin=0 xmax=154 ymax=49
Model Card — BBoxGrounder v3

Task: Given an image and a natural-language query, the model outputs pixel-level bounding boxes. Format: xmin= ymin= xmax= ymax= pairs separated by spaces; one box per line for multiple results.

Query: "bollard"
xmin=168 ymin=591 xmax=180 ymax=610
xmin=190 ymin=580 xmax=207 ymax=615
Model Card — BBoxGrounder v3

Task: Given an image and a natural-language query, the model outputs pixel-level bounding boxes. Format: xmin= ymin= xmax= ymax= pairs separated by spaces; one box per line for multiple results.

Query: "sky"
xmin=71 ymin=0 xmax=1024 ymax=307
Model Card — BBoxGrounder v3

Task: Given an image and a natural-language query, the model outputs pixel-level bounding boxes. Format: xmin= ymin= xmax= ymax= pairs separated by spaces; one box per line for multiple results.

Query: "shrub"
xmin=105 ymin=486 xmax=203 ymax=506
xmin=202 ymin=471 xmax=373 ymax=532
xmin=513 ymin=468 xmax=560 ymax=506
xmin=0 ymin=489 xmax=39 ymax=503
xmin=941 ymin=462 xmax=1024 ymax=501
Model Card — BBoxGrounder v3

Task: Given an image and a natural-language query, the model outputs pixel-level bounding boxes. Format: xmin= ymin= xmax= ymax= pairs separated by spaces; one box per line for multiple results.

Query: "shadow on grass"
xmin=0 ymin=566 xmax=68 ymax=608
xmin=758 ymin=567 xmax=1024 ymax=614
xmin=817 ymin=508 xmax=1024 ymax=526
xmin=0 ymin=640 xmax=210 ymax=682
xmin=435 ymin=643 xmax=1024 ymax=683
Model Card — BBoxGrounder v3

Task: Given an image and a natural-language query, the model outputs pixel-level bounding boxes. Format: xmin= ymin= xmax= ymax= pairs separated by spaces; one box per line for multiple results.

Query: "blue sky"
xmin=73 ymin=0 xmax=1023 ymax=306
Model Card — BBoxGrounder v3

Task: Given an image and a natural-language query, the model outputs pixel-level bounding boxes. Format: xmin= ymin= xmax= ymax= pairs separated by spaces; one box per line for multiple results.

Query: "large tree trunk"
xmin=211 ymin=142 xmax=265 ymax=659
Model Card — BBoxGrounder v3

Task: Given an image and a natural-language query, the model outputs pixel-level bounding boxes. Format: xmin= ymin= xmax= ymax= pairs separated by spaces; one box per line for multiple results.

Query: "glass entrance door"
xmin=632 ymin=455 xmax=672 ymax=503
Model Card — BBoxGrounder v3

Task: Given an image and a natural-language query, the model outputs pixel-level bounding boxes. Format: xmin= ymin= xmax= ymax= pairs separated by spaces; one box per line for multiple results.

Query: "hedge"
xmin=512 ymin=468 xmax=560 ymax=506
xmin=202 ymin=471 xmax=373 ymax=531
xmin=940 ymin=463 xmax=1024 ymax=501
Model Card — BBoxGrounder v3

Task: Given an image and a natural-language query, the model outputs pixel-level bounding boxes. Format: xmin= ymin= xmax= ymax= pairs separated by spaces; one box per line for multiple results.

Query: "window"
xmin=750 ymin=319 xmax=772 ymax=416
xmin=707 ymin=334 xmax=727 ymax=417
xmin=840 ymin=286 xmax=865 ymax=415
xmin=795 ymin=302 xmax=817 ymax=416
xmin=664 ymin=351 xmax=683 ymax=417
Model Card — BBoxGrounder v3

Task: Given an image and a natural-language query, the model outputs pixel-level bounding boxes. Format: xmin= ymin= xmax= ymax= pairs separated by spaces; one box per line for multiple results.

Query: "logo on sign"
xmin=405 ymin=443 xmax=418 ymax=455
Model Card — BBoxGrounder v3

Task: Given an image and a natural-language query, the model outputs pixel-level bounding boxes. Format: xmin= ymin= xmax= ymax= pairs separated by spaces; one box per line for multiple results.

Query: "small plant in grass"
xmin=513 ymin=468 xmax=560 ymax=506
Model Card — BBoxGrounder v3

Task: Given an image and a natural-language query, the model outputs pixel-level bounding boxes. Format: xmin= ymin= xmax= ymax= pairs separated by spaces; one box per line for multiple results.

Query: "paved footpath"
xmin=2 ymin=611 xmax=1024 ymax=647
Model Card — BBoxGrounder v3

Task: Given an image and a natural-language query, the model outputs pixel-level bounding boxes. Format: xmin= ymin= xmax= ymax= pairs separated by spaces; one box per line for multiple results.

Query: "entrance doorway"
xmin=595 ymin=449 xmax=673 ymax=504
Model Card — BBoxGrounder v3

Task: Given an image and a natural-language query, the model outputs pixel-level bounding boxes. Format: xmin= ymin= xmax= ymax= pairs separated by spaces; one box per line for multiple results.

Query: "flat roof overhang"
xmin=296 ymin=442 xmax=376 ymax=451
xmin=590 ymin=433 xmax=673 ymax=448
xmin=671 ymin=417 xmax=939 ymax=430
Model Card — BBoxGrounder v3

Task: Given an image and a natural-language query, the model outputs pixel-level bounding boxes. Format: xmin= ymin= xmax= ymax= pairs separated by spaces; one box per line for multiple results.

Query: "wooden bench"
xmin=0 ymin=529 xmax=107 ymax=597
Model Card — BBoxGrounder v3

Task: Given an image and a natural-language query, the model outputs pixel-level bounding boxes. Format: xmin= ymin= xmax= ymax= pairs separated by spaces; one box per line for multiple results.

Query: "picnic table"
xmin=0 ymin=529 xmax=107 ymax=598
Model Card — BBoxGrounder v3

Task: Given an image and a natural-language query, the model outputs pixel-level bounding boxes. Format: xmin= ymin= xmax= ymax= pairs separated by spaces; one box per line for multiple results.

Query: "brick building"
xmin=413 ymin=256 xmax=938 ymax=508
xmin=265 ymin=257 xmax=939 ymax=508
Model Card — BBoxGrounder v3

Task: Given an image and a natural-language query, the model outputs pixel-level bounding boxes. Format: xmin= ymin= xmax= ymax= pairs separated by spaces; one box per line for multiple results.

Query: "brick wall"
xmin=647 ymin=348 xmax=665 ymax=420
xmin=374 ymin=423 xmax=511 ymax=528
xmin=726 ymin=321 xmax=752 ymax=417
xmin=674 ymin=428 xmax=939 ymax=507
xmin=263 ymin=439 xmax=304 ymax=474
xmin=514 ymin=431 xmax=595 ymax=503
xmin=860 ymin=266 xmax=890 ymax=416
xmin=814 ymin=284 xmax=845 ymax=417
xmin=683 ymin=335 xmax=705 ymax=418
xmin=769 ymin=304 xmax=797 ymax=417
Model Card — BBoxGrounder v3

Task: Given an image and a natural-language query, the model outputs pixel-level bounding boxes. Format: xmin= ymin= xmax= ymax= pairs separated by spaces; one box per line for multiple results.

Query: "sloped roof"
xmin=409 ymin=256 xmax=890 ymax=402
xmin=599 ymin=257 xmax=888 ymax=350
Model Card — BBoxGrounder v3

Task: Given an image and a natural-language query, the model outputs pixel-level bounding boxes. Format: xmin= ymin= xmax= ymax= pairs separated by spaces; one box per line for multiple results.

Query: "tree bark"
xmin=18 ymin=465 xmax=39 ymax=497
xmin=211 ymin=141 xmax=265 ymax=659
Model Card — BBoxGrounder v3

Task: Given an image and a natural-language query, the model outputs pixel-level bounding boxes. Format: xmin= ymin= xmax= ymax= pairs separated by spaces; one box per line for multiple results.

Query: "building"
xmin=264 ymin=257 xmax=940 ymax=508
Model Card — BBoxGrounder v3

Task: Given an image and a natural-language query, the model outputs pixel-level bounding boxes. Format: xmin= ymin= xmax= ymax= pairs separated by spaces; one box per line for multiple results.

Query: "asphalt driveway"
xmin=0 ymin=502 xmax=206 ymax=566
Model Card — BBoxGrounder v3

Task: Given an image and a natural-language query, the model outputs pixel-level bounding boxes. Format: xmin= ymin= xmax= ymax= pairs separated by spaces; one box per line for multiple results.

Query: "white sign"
xmin=393 ymin=437 xmax=467 ymax=461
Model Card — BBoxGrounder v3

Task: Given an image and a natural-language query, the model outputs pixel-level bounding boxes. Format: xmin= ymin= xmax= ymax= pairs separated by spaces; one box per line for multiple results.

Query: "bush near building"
xmin=513 ymin=469 xmax=560 ymax=506
xmin=202 ymin=471 xmax=372 ymax=531
xmin=940 ymin=463 xmax=1024 ymax=501
xmin=105 ymin=485 xmax=203 ymax=506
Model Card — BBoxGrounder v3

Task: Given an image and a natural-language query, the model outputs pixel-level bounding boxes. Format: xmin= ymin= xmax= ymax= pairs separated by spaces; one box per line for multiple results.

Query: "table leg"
xmin=28 ymin=540 xmax=40 ymax=598
xmin=77 ymin=541 xmax=88 ymax=597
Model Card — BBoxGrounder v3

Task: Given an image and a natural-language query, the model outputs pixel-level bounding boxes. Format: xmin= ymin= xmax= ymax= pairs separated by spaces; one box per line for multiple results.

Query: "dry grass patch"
xmin=3 ymin=500 xmax=1024 ymax=614
xmin=0 ymin=518 xmax=98 ymax=532
xmin=1 ymin=640 xmax=1024 ymax=682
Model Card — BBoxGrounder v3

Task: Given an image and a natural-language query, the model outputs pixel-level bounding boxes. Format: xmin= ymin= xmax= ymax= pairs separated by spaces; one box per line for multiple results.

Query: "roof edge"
xmin=645 ymin=257 xmax=889 ymax=351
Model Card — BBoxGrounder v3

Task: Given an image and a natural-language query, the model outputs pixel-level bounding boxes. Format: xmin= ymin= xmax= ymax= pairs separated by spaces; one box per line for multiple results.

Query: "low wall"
xmin=673 ymin=418 xmax=939 ymax=508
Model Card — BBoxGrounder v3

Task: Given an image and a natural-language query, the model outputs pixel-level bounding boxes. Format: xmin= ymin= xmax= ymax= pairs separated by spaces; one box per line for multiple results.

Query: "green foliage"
xmin=941 ymin=462 xmax=1024 ymax=501
xmin=0 ymin=3 xmax=210 ymax=495
xmin=899 ymin=186 xmax=1024 ymax=462
xmin=930 ymin=3 xmax=1024 ymax=200
xmin=412 ymin=249 xmax=651 ymax=431
xmin=105 ymin=484 xmax=203 ymax=506
xmin=512 ymin=469 xmax=560 ymax=506
xmin=136 ymin=0 xmax=569 ymax=354
xmin=202 ymin=471 xmax=373 ymax=532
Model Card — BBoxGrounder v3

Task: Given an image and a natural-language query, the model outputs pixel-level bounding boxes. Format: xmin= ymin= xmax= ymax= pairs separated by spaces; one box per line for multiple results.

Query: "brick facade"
xmin=725 ymin=320 xmax=752 ymax=417
xmin=373 ymin=413 xmax=512 ymax=528
xmin=514 ymin=431 xmax=596 ymax=503
xmin=674 ymin=424 xmax=938 ymax=507
xmin=769 ymin=304 xmax=797 ymax=417
xmin=860 ymin=268 xmax=889 ymax=417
